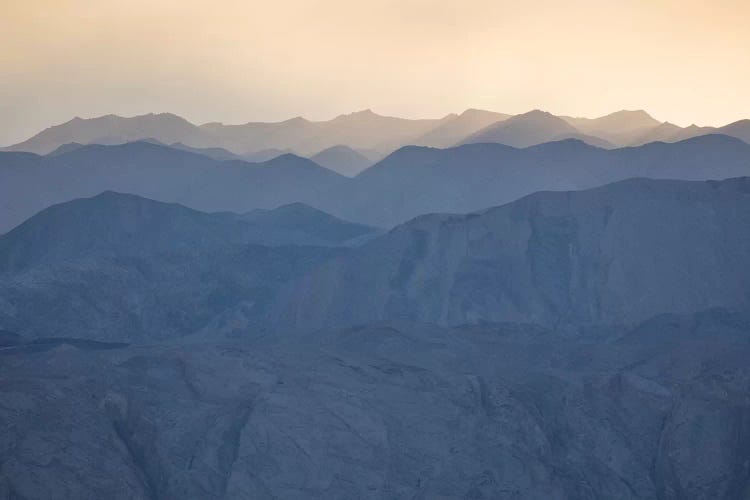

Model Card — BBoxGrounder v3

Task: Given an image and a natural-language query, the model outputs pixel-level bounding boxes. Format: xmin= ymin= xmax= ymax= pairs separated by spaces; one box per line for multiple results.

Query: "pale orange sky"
xmin=1 ymin=0 xmax=749 ymax=145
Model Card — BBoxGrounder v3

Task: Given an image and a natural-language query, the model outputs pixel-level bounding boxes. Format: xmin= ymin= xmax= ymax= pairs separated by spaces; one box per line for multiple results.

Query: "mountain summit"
xmin=459 ymin=110 xmax=584 ymax=147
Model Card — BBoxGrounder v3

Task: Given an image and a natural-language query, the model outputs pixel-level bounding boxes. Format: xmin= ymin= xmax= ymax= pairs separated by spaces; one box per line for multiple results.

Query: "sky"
xmin=1 ymin=0 xmax=749 ymax=145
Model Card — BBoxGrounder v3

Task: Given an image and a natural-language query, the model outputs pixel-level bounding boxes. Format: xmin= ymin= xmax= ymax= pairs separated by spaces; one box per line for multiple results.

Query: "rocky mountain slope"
xmin=0 ymin=174 xmax=749 ymax=499
xmin=280 ymin=177 xmax=750 ymax=330
xmin=1 ymin=310 xmax=748 ymax=498
xmin=0 ymin=193 xmax=376 ymax=341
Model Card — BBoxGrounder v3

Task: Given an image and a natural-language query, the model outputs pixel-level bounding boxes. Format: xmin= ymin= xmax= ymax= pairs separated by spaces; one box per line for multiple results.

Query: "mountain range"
xmin=1 ymin=173 xmax=749 ymax=498
xmin=279 ymin=176 xmax=750 ymax=330
xmin=309 ymin=145 xmax=375 ymax=176
xmin=3 ymin=176 xmax=748 ymax=341
xmin=2 ymin=110 xmax=449 ymax=157
xmin=0 ymin=191 xmax=377 ymax=340
xmin=0 ymin=141 xmax=347 ymax=233
xmin=321 ymin=133 xmax=750 ymax=226
xmin=459 ymin=110 xmax=615 ymax=148
xmin=4 ymin=109 xmax=750 ymax=160
xmin=2 ymin=134 xmax=749 ymax=233
xmin=3 ymin=105 xmax=750 ymax=499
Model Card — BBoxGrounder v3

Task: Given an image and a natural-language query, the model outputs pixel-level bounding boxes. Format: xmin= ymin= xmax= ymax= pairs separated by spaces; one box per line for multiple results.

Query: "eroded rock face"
xmin=278 ymin=177 xmax=750 ymax=331
xmin=655 ymin=399 xmax=750 ymax=499
xmin=1 ymin=310 xmax=748 ymax=499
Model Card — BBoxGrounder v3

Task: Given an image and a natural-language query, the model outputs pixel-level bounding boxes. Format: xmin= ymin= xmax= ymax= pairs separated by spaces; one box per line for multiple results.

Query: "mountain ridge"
xmin=277 ymin=176 xmax=750 ymax=330
xmin=322 ymin=133 xmax=750 ymax=226
xmin=8 ymin=109 xmax=748 ymax=156
xmin=0 ymin=141 xmax=347 ymax=234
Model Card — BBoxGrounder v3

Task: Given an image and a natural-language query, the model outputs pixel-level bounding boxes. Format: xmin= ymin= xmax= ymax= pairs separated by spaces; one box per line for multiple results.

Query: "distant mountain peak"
xmin=266 ymin=152 xmax=305 ymax=163
xmin=461 ymin=108 xmax=500 ymax=116
xmin=90 ymin=190 xmax=145 ymax=202
xmin=332 ymin=109 xmax=383 ymax=121
xmin=47 ymin=142 xmax=85 ymax=156
xmin=459 ymin=109 xmax=578 ymax=148
xmin=280 ymin=116 xmax=310 ymax=125
xmin=609 ymin=109 xmax=654 ymax=119
xmin=525 ymin=137 xmax=600 ymax=152
xmin=503 ymin=109 xmax=572 ymax=126
xmin=678 ymin=133 xmax=747 ymax=146
xmin=722 ymin=118 xmax=750 ymax=128
xmin=516 ymin=109 xmax=555 ymax=118
xmin=316 ymin=144 xmax=358 ymax=153
xmin=309 ymin=145 xmax=373 ymax=176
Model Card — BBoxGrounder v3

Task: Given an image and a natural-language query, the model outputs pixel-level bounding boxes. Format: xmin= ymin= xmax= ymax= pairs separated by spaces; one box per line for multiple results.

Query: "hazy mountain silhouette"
xmin=5 ymin=113 xmax=205 ymax=155
xmin=7 ymin=109 xmax=749 ymax=158
xmin=459 ymin=110 xmax=596 ymax=148
xmin=242 ymin=202 xmax=379 ymax=245
xmin=322 ymin=134 xmax=750 ymax=227
xmin=168 ymin=142 xmax=243 ymax=161
xmin=46 ymin=142 xmax=87 ymax=156
xmin=0 ymin=192 xmax=376 ymax=271
xmin=0 ymin=192 xmax=251 ymax=272
xmin=2 ymin=110 xmax=450 ymax=156
xmin=196 ymin=109 xmax=452 ymax=155
xmin=0 ymin=192 xmax=373 ymax=339
xmin=627 ymin=118 xmax=750 ymax=147
xmin=310 ymin=145 xmax=374 ymax=176
xmin=547 ymin=132 xmax=615 ymax=148
xmin=0 ymin=141 xmax=346 ymax=233
xmin=303 ymin=109 xmax=453 ymax=154
xmin=629 ymin=122 xmax=714 ymax=146
xmin=242 ymin=148 xmax=293 ymax=162
xmin=4 ymin=134 xmax=750 ymax=233
xmin=561 ymin=109 xmax=661 ymax=144
xmin=412 ymin=108 xmax=511 ymax=147
xmin=718 ymin=119 xmax=750 ymax=144
xmin=279 ymin=177 xmax=750 ymax=330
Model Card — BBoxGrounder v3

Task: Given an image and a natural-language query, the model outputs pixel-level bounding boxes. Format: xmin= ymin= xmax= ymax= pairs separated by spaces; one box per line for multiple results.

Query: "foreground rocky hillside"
xmin=1 ymin=310 xmax=748 ymax=499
